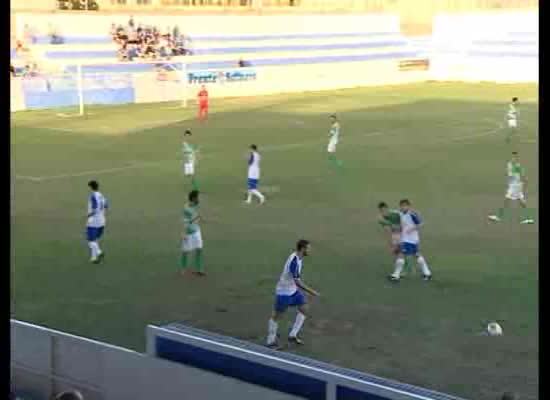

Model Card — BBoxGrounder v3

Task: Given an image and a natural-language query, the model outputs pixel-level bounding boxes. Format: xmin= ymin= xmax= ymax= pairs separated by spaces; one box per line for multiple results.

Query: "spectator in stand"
xmin=238 ymin=58 xmax=252 ymax=67
xmin=53 ymin=390 xmax=84 ymax=400
xmin=144 ymin=40 xmax=156 ymax=59
xmin=10 ymin=64 xmax=16 ymax=77
xmin=48 ymin=23 xmax=64 ymax=45
xmin=127 ymin=44 xmax=138 ymax=61
xmin=111 ymin=19 xmax=188 ymax=62
xmin=15 ymin=40 xmax=29 ymax=54
xmin=22 ymin=64 xmax=31 ymax=77
xmin=166 ymin=42 xmax=174 ymax=59
xmin=128 ymin=15 xmax=135 ymax=29
xmin=109 ymin=23 xmax=118 ymax=40
xmin=118 ymin=44 xmax=128 ymax=61
xmin=23 ymin=24 xmax=37 ymax=45
xmin=28 ymin=63 xmax=39 ymax=77
xmin=127 ymin=28 xmax=138 ymax=44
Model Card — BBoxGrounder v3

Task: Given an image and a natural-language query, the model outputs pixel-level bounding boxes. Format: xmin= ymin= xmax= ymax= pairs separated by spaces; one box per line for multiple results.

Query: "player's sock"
xmin=89 ymin=242 xmax=98 ymax=260
xmin=289 ymin=312 xmax=306 ymax=338
xmin=180 ymin=253 xmax=189 ymax=269
xmin=506 ymin=129 xmax=514 ymax=144
xmin=252 ymin=190 xmax=265 ymax=203
xmin=403 ymin=258 xmax=411 ymax=274
xmin=391 ymin=258 xmax=405 ymax=279
xmin=267 ymin=318 xmax=279 ymax=345
xmin=417 ymin=256 xmax=432 ymax=277
xmin=246 ymin=191 xmax=252 ymax=203
xmin=191 ymin=177 xmax=199 ymax=191
xmin=194 ymin=249 xmax=203 ymax=272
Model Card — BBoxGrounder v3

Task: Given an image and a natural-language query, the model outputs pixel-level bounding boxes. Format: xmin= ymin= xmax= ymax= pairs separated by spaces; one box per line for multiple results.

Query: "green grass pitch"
xmin=12 ymin=82 xmax=538 ymax=400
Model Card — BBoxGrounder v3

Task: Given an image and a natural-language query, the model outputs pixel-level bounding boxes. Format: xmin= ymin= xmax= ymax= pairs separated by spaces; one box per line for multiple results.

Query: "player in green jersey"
xmin=489 ymin=151 xmax=535 ymax=224
xmin=183 ymin=129 xmax=199 ymax=190
xmin=378 ymin=202 xmax=411 ymax=274
xmin=181 ymin=190 xmax=205 ymax=276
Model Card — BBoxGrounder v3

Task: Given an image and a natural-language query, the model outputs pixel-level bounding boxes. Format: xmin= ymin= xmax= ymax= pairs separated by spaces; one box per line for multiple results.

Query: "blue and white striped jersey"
xmin=400 ymin=210 xmax=421 ymax=244
xmin=275 ymin=252 xmax=303 ymax=296
xmin=87 ymin=191 xmax=108 ymax=228
xmin=248 ymin=151 xmax=261 ymax=180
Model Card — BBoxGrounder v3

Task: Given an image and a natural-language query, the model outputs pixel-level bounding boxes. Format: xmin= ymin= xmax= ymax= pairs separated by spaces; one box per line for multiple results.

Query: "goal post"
xmin=76 ymin=63 xmax=84 ymax=116
xmin=36 ymin=59 xmax=189 ymax=117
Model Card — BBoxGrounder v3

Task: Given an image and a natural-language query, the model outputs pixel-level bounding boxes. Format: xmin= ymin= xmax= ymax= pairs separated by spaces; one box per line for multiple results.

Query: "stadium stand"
xmin=11 ymin=28 xmax=419 ymax=74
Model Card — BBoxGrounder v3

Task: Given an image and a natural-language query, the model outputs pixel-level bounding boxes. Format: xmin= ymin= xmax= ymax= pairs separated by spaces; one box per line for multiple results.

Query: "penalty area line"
xmin=15 ymin=160 xmax=174 ymax=183
xmin=15 ymin=175 xmax=43 ymax=182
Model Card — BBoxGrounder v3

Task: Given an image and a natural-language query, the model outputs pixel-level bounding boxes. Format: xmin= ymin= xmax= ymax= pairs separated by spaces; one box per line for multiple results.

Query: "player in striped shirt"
xmin=489 ymin=151 xmax=535 ymax=224
xmin=180 ymin=190 xmax=205 ymax=276
xmin=378 ymin=201 xmax=411 ymax=275
xmin=506 ymin=97 xmax=519 ymax=144
xmin=266 ymin=240 xmax=320 ymax=347
xmin=327 ymin=114 xmax=343 ymax=168
xmin=389 ymin=199 xmax=432 ymax=282
xmin=245 ymin=144 xmax=265 ymax=204
xmin=182 ymin=129 xmax=199 ymax=190
xmin=86 ymin=180 xmax=108 ymax=264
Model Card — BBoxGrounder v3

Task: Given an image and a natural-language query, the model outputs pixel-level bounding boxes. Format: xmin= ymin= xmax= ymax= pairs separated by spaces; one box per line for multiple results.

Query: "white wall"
xmin=132 ymin=60 xmax=428 ymax=104
xmin=15 ymin=13 xmax=400 ymax=38
xmin=11 ymin=320 xmax=301 ymax=400
xmin=11 ymin=0 xmax=56 ymax=11
xmin=430 ymin=11 xmax=538 ymax=83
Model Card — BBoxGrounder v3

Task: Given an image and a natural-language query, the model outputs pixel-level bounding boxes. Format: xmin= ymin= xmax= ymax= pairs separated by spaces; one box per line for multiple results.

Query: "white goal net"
xmin=20 ymin=60 xmax=188 ymax=117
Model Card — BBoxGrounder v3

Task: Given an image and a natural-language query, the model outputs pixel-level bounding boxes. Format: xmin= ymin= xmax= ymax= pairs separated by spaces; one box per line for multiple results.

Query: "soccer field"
xmin=11 ymin=82 xmax=538 ymax=400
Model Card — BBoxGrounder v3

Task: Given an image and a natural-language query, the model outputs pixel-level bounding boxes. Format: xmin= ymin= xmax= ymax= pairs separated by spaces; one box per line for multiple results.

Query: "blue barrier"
xmin=157 ymin=336 xmax=327 ymax=400
xmin=189 ymin=32 xmax=397 ymax=41
xmin=43 ymin=40 xmax=408 ymax=60
xmin=45 ymin=50 xmax=116 ymax=59
xmin=23 ymin=87 xmax=135 ymax=109
xmin=192 ymin=40 xmax=408 ymax=55
xmin=27 ymin=31 xmax=398 ymax=46
xmin=147 ymin=323 xmax=467 ymax=400
xmin=21 ymin=74 xmax=135 ymax=109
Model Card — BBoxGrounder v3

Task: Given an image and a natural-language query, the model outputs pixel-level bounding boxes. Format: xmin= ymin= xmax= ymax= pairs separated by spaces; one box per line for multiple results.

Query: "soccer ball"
xmin=487 ymin=322 xmax=503 ymax=336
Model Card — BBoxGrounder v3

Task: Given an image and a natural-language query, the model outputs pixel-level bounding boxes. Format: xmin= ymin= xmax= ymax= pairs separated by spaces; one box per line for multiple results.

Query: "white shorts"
xmin=506 ymin=183 xmax=524 ymax=201
xmin=327 ymin=138 xmax=338 ymax=153
xmin=182 ymin=229 xmax=203 ymax=252
xmin=184 ymin=162 xmax=195 ymax=176
xmin=508 ymin=119 xmax=518 ymax=129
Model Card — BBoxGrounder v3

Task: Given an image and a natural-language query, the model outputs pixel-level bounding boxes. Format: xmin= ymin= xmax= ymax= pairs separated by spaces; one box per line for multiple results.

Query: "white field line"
xmin=16 ymin=126 xmax=78 ymax=134
xmin=13 ymin=131 xmax=384 ymax=183
xmin=429 ymin=125 xmax=502 ymax=145
xmin=16 ymin=118 xmax=188 ymax=136
xmin=15 ymin=160 xmax=169 ymax=182
xmin=13 ymin=125 xmax=497 ymax=183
